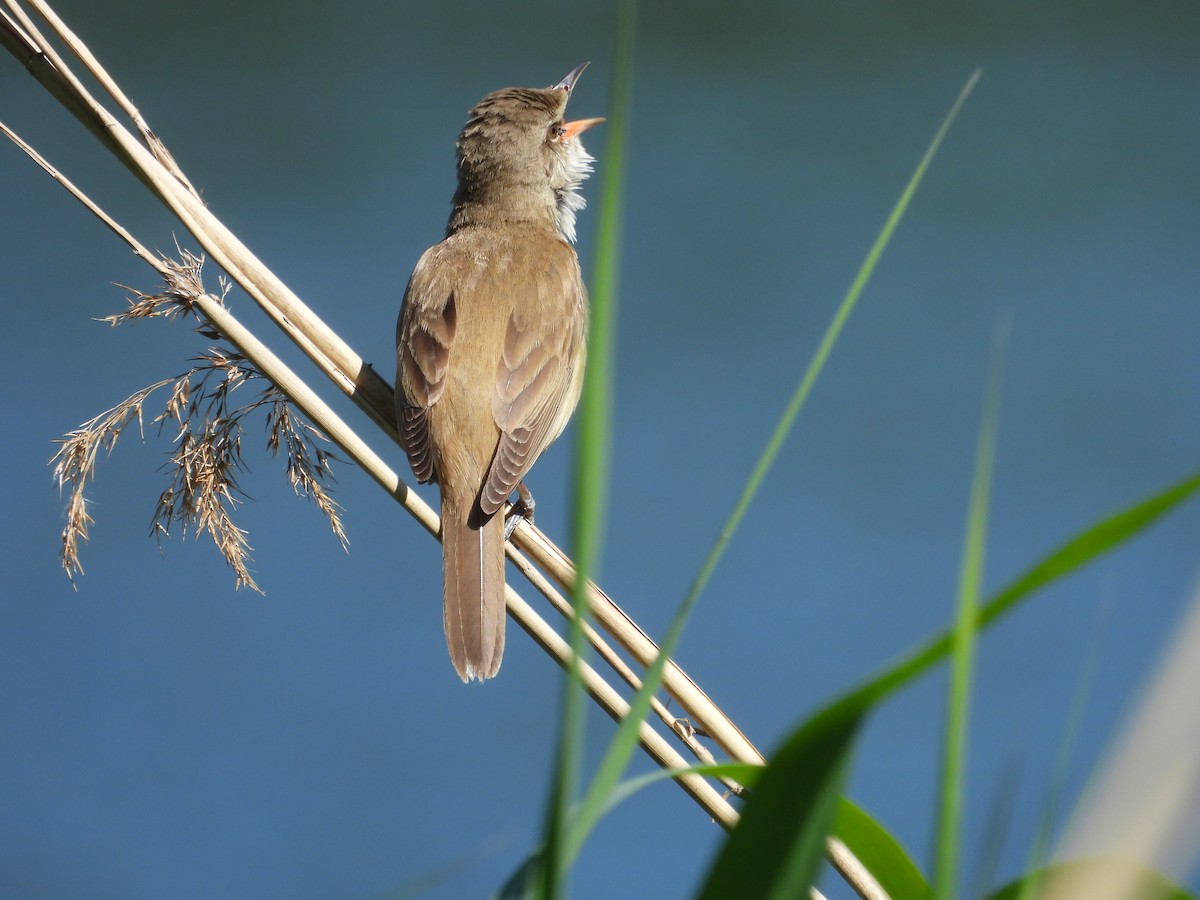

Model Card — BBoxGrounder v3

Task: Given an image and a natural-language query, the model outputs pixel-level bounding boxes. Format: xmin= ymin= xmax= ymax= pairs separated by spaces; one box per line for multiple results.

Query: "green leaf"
xmin=697 ymin=701 xmax=863 ymax=900
xmin=833 ymin=799 xmax=932 ymax=900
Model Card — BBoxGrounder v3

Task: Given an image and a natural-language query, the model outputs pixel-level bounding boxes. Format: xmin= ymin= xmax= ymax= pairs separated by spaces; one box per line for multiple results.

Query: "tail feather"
xmin=441 ymin=495 xmax=506 ymax=682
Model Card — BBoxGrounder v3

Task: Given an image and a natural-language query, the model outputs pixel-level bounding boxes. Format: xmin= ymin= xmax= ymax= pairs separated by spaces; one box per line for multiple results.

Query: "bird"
xmin=395 ymin=63 xmax=602 ymax=682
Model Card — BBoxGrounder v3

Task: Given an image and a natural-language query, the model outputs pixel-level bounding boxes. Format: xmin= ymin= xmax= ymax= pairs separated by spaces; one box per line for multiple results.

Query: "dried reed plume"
xmin=51 ymin=254 xmax=345 ymax=592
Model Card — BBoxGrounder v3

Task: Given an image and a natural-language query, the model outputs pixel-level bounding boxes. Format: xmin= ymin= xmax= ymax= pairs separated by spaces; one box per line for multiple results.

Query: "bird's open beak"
xmin=561 ymin=117 xmax=605 ymax=139
xmin=553 ymin=61 xmax=590 ymax=92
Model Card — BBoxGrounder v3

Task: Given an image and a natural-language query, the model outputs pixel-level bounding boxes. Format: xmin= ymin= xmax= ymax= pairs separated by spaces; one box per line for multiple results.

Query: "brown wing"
xmin=396 ymin=250 xmax=458 ymax=484
xmin=479 ymin=246 xmax=587 ymax=517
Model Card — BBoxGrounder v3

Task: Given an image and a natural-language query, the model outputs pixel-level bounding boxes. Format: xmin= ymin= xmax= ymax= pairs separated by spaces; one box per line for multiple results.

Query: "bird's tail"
xmin=441 ymin=493 xmax=506 ymax=682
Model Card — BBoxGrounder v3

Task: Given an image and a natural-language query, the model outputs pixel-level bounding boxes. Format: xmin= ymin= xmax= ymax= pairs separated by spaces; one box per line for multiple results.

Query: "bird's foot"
xmin=504 ymin=482 xmax=536 ymax=541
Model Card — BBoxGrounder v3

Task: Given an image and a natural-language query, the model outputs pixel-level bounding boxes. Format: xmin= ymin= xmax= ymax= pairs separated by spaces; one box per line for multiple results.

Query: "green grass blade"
xmin=495 ymin=854 xmax=542 ymax=900
xmin=837 ymin=469 xmax=1200 ymax=715
xmin=697 ymin=700 xmax=863 ymax=899
xmin=833 ymin=799 xmax=932 ymax=900
xmin=563 ymin=67 xmax=982 ymax=869
xmin=536 ymin=5 xmax=636 ymax=896
xmin=682 ymin=66 xmax=983 ymax=634
xmin=933 ymin=325 xmax=1005 ymax=899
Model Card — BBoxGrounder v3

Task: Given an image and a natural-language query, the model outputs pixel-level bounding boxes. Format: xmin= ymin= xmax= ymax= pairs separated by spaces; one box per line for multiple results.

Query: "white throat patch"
xmin=551 ymin=139 xmax=595 ymax=244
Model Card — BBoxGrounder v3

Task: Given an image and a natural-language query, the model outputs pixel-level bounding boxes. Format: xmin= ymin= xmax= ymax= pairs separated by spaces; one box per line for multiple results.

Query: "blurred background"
xmin=2 ymin=1 xmax=1197 ymax=897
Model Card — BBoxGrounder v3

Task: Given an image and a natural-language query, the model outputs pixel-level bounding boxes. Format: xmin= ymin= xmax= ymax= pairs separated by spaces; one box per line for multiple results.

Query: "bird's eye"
xmin=550 ymin=122 xmax=566 ymax=141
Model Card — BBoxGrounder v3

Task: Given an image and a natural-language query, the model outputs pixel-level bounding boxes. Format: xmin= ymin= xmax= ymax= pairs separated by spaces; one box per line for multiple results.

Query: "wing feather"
xmin=396 ymin=255 xmax=458 ymax=484
xmin=480 ymin=247 xmax=587 ymax=516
